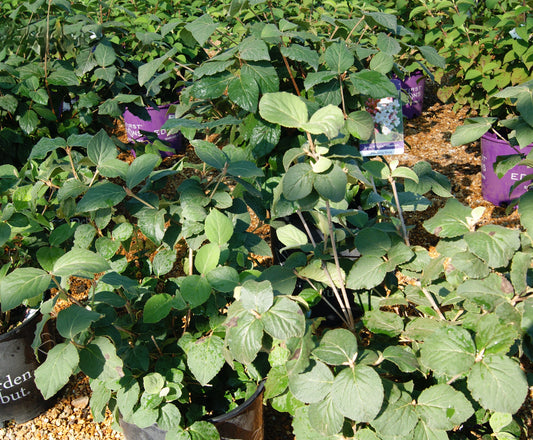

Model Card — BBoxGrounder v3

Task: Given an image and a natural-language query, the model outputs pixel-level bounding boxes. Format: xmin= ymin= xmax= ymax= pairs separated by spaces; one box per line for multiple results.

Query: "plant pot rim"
xmin=0 ymin=308 xmax=40 ymax=342
xmin=207 ymin=379 xmax=265 ymax=423
xmin=482 ymin=130 xmax=533 ymax=149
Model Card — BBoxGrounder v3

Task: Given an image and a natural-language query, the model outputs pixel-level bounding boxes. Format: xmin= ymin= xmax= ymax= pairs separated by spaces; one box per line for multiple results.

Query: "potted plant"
xmin=0 ymin=130 xmax=305 ymax=438
xmin=451 ymin=79 xmax=533 ymax=206
xmin=236 ymin=91 xmax=532 ymax=439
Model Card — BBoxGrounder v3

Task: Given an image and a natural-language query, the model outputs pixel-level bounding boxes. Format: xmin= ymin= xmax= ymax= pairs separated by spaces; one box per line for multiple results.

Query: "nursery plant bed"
xmin=1 ymin=101 xmax=530 ymax=440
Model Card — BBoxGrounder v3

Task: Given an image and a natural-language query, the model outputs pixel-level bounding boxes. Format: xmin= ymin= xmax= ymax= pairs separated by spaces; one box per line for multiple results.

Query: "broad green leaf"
xmin=76 ymin=182 xmax=126 ymax=212
xmin=0 ymin=268 xmax=51 ymax=311
xmin=467 ymin=354 xmax=528 ymax=413
xmin=94 ymin=41 xmax=116 ymax=67
xmin=473 ymin=314 xmax=519 ymax=355
xmin=313 ymin=164 xmax=347 ymax=202
xmin=418 ymin=45 xmax=446 ymax=68
xmin=301 ymin=105 xmax=344 ymax=138
xmin=30 ymin=137 xmax=67 ymax=159
xmin=56 ymin=305 xmax=102 ymax=339
xmin=456 ymin=274 xmax=513 ymax=310
xmin=53 ymin=248 xmax=110 ymax=277
xmin=126 ymin=154 xmax=160 ymax=189
xmin=518 ymin=191 xmax=533 ymax=232
xmin=34 ymin=342 xmax=79 ymax=399
xmin=0 ymin=94 xmax=17 ymax=113
xmin=206 ymin=266 xmax=239 ymax=293
xmin=413 ymin=420 xmax=449 ymax=440
xmin=464 ymin=225 xmax=520 ymax=268
xmin=391 ymin=166 xmax=419 ymax=183
xmin=370 ymin=51 xmax=394 ymax=74
xmin=74 ymin=223 xmax=96 ymax=249
xmin=324 ymin=42 xmax=354 ymax=74
xmin=416 ymin=384 xmax=474 ymax=430
xmin=355 ymin=227 xmax=391 ymax=257
xmin=332 ymin=365 xmax=384 ymax=422
xmin=362 ymin=310 xmax=404 ymax=337
xmin=371 ymin=389 xmax=418 ymax=436
xmin=225 ymin=302 xmax=264 ymax=364
xmin=239 ymin=37 xmax=270 ymax=61
xmin=259 ymin=92 xmax=308 ymax=128
xmin=157 ymin=403 xmax=182 ymax=432
xmin=241 ymin=62 xmax=279 ymax=94
xmin=282 ymin=163 xmax=314 ymax=201
xmin=228 ymin=74 xmax=259 ymax=113
xmin=262 ymin=297 xmax=305 ymax=340
xmin=420 ymin=326 xmax=476 ymax=376
xmin=240 ymin=279 xmax=274 ymax=315
xmin=292 ymin=406 xmax=340 ymax=440
xmin=143 ymin=293 xmax=173 ymax=323
xmin=138 ymin=47 xmax=178 ymax=86
xmin=289 ymin=360 xmax=334 ymax=404
xmin=152 ymin=248 xmax=176 ymax=277
xmin=185 ymin=14 xmax=219 ymax=46
xmin=226 ymin=160 xmax=263 ymax=177
xmin=18 ymin=109 xmax=39 ymax=134
xmin=377 ymin=33 xmax=401 ymax=55
xmin=281 ymin=44 xmax=319 ymax=71
xmin=510 ymin=251 xmax=531 ymax=295
xmin=192 ymin=140 xmax=228 ymax=170
xmin=346 ymin=110 xmax=374 ymax=140
xmin=423 ymin=198 xmax=473 ymax=238
xmin=404 ymin=161 xmax=452 ymax=198
xmin=205 ymin=209 xmax=234 ymax=245
xmin=48 ymin=67 xmax=79 ymax=86
xmin=79 ymin=336 xmax=123 ymax=384
xmin=346 ymin=255 xmax=390 ymax=290
xmin=451 ymin=118 xmax=496 ymax=146
xmin=308 ymin=395 xmax=344 ymax=436
xmin=350 ymin=70 xmax=398 ymax=98
xmin=95 ymin=236 xmax=121 ymax=260
xmin=195 ymin=242 xmax=220 ymax=275
xmin=276 ymin=224 xmax=308 ymax=249
xmin=185 ymin=335 xmax=225 ymax=386
xmin=180 ymin=275 xmax=212 ymax=309
xmin=382 ymin=346 xmax=418 ymax=373
xmin=187 ymin=420 xmax=220 ymax=440
xmin=136 ymin=208 xmax=166 ymax=245
xmin=312 ymin=328 xmax=358 ymax=366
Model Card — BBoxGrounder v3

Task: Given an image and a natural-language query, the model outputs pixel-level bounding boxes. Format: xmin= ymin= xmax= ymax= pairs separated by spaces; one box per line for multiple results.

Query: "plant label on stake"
xmin=360 ymin=80 xmax=404 ymax=156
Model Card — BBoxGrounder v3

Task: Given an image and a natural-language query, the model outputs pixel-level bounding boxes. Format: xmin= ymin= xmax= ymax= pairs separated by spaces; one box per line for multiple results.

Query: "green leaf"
xmin=451 ymin=118 xmax=496 ymax=146
xmin=0 ymin=268 xmax=51 ymax=311
xmin=152 ymin=248 xmax=176 ymax=276
xmin=18 ymin=109 xmax=39 ymax=134
xmin=136 ymin=208 xmax=166 ymax=245
xmin=205 ymin=209 xmax=234 ymax=245
xmin=456 ymin=274 xmax=512 ymax=310
xmin=276 ymin=224 xmax=308 ymax=249
xmin=79 ymin=336 xmax=123 ymax=384
xmin=392 ymin=166 xmax=419 ymax=183
xmin=228 ymin=74 xmax=259 ymax=113
xmin=332 ymin=365 xmax=384 ymax=422
xmin=404 ymin=161 xmax=452 ymax=198
xmin=420 ymin=326 xmax=476 ymax=376
xmin=262 ymin=297 xmax=305 ymax=340
xmin=518 ymin=191 xmax=533 ymax=232
xmin=240 ymin=279 xmax=274 ymax=315
xmin=239 ymin=37 xmax=270 ymax=61
xmin=76 ymin=182 xmax=126 ymax=212
xmin=464 ymin=225 xmax=520 ymax=268
xmin=308 ymin=395 xmax=344 ymax=436
xmin=346 ymin=255 xmax=390 ymax=290
xmin=281 ymin=44 xmax=319 ymax=71
xmin=74 ymin=223 xmax=96 ymax=249
xmin=241 ymin=62 xmax=279 ymax=94
xmin=0 ymin=222 xmax=11 ymax=247
xmin=53 ymin=248 xmax=110 ymax=278
xmin=185 ymin=14 xmax=218 ymax=46
xmin=157 ymin=403 xmax=182 ymax=432
xmin=423 ymin=198 xmax=473 ymax=238
xmin=370 ymin=51 xmax=394 ymax=74
xmin=346 ymin=110 xmax=374 ymax=140
xmin=192 ymin=140 xmax=228 ymax=170
xmin=138 ymin=47 xmax=178 ymax=86
xmin=0 ymin=95 xmax=18 ymax=113
xmin=225 ymin=302 xmax=264 ymax=364
xmin=95 ymin=237 xmax=120 ymax=260
xmin=382 ymin=346 xmax=418 ymax=373
xmin=467 ymin=355 xmax=528 ymax=413
xmin=143 ymin=294 xmax=173 ymax=323
xmin=324 ymin=42 xmax=353 ymax=74
xmin=56 ymin=305 xmax=102 ymax=339
xmin=474 ymin=314 xmax=519 ymax=356
xmin=350 ymin=70 xmax=398 ymax=98
xmin=282 ymin=163 xmax=315 ymax=201
xmin=187 ymin=420 xmax=220 ymax=440
xmin=289 ymin=360 xmax=334 ymax=404
xmin=94 ymin=41 xmax=116 ymax=67
xmin=185 ymin=335 xmax=225 ymax=386
xmin=301 ymin=105 xmax=344 ymax=138
xmin=355 ymin=227 xmax=391 ymax=257
xmin=418 ymin=45 xmax=445 ymax=68
xmin=30 ymin=137 xmax=67 ymax=159
xmin=416 ymin=384 xmax=474 ymax=430
xmin=259 ymin=92 xmax=308 ymax=128
xmin=206 ymin=266 xmax=239 ymax=293
xmin=413 ymin=420 xmax=449 ymax=440
xmin=510 ymin=251 xmax=531 ymax=295
xmin=312 ymin=328 xmax=358 ymax=366
xmin=371 ymin=389 xmax=418 ymax=436
xmin=180 ymin=275 xmax=211 ymax=309
xmin=126 ymin=154 xmax=160 ymax=189
xmin=313 ymin=164 xmax=347 ymax=202
xmin=362 ymin=310 xmax=404 ymax=337
xmin=34 ymin=342 xmax=79 ymax=399
xmin=195 ymin=242 xmax=220 ymax=275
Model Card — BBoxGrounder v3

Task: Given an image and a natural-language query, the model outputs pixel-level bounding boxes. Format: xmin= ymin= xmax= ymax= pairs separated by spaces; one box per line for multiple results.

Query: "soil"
xmin=1 ymin=93 xmax=531 ymax=439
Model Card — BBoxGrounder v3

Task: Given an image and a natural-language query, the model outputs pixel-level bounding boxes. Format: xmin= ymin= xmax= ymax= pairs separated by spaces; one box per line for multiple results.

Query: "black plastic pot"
xmin=119 ymin=381 xmax=265 ymax=440
xmin=0 ymin=309 xmax=56 ymax=424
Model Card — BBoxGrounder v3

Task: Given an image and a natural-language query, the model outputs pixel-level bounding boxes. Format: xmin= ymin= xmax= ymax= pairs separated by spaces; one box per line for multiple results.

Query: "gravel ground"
xmin=1 ymin=93 xmax=530 ymax=439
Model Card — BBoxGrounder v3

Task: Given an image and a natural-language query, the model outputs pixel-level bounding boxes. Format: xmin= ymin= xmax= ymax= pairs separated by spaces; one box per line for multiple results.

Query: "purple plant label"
xmin=360 ymin=83 xmax=404 ymax=156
